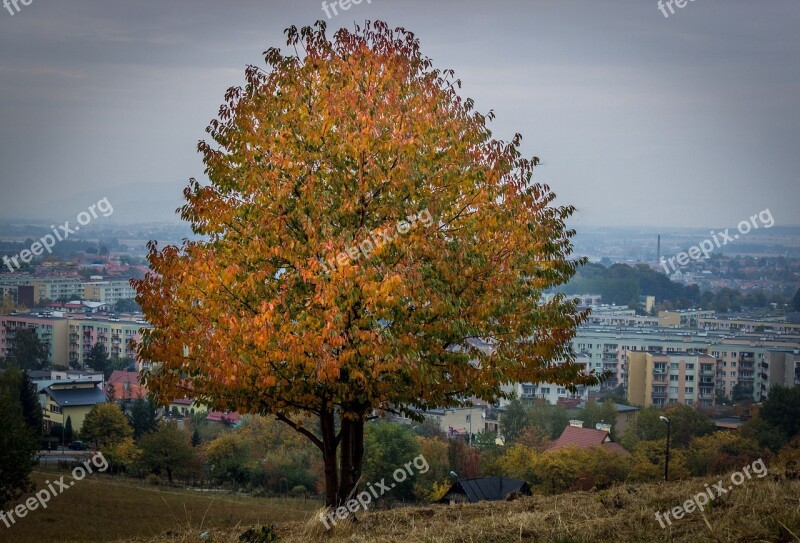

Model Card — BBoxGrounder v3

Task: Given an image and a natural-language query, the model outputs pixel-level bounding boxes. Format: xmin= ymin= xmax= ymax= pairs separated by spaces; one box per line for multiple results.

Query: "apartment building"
xmin=759 ymin=349 xmax=800 ymax=400
xmin=68 ymin=317 xmax=147 ymax=367
xmin=82 ymin=280 xmax=136 ymax=304
xmin=626 ymin=351 xmax=716 ymax=408
xmin=571 ymin=325 xmax=800 ymax=402
xmin=0 ymin=314 xmax=69 ymax=366
xmin=32 ymin=278 xmax=84 ymax=303
xmin=0 ymin=313 xmax=149 ymax=368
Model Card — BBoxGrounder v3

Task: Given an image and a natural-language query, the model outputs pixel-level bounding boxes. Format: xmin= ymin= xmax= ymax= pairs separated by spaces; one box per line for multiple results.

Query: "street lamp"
xmin=659 ymin=416 xmax=671 ymax=481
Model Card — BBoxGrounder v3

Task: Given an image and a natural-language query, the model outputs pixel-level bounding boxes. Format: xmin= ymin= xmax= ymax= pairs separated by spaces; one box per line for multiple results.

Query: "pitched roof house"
xmin=438 ymin=477 xmax=531 ymax=504
xmin=106 ymin=370 xmax=147 ymax=401
xmin=547 ymin=420 xmax=629 ymax=455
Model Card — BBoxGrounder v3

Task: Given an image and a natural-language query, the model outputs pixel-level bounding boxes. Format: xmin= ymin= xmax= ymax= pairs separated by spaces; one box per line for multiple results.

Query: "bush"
xmin=290 ymin=485 xmax=307 ymax=497
xmin=239 ymin=525 xmax=280 ymax=543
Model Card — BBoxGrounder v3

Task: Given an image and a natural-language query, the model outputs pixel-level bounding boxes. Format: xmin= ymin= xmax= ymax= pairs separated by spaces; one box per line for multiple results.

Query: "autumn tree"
xmin=80 ymin=403 xmax=133 ymax=448
xmin=134 ymin=21 xmax=600 ymax=507
xmin=137 ymin=422 xmax=196 ymax=483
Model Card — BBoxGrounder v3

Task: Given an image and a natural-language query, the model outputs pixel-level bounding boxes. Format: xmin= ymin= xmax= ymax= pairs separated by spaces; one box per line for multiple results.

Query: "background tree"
xmin=792 ymin=287 xmax=800 ymax=312
xmin=362 ymin=422 xmax=422 ymax=501
xmin=80 ymin=403 xmax=133 ymax=448
xmin=7 ymin=328 xmax=48 ymax=371
xmin=64 ymin=415 xmax=74 ymax=444
xmin=581 ymin=399 xmax=618 ymax=437
xmin=86 ymin=342 xmax=109 ymax=377
xmin=134 ymin=21 xmax=599 ymax=507
xmin=128 ymin=398 xmax=158 ymax=439
xmin=114 ymin=299 xmax=140 ymax=313
xmin=759 ymin=385 xmax=800 ymax=440
xmin=137 ymin=422 xmax=196 ymax=484
xmin=0 ymin=368 xmax=40 ymax=509
xmin=501 ymin=399 xmax=530 ymax=443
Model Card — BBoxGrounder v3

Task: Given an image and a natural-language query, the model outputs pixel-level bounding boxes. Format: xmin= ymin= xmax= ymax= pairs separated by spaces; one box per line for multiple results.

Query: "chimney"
xmin=569 ymin=420 xmax=584 ymax=428
xmin=595 ymin=423 xmax=612 ymax=433
xmin=657 ymin=235 xmax=661 ymax=264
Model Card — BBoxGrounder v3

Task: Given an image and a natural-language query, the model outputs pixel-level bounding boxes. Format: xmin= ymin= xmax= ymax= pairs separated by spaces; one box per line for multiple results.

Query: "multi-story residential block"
xmin=82 ymin=280 xmax=136 ymax=304
xmin=0 ymin=314 xmax=69 ymax=366
xmin=0 ymin=313 xmax=149 ymax=368
xmin=32 ymin=278 xmax=83 ymax=303
xmin=68 ymin=317 xmax=146 ymax=367
xmin=626 ymin=351 xmax=716 ymax=408
xmin=571 ymin=325 xmax=800 ymax=403
xmin=699 ymin=318 xmax=800 ymax=335
xmin=759 ymin=349 xmax=800 ymax=400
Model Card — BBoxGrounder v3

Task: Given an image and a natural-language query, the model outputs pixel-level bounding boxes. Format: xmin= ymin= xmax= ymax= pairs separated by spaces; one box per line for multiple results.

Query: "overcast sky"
xmin=0 ymin=0 xmax=798 ymax=228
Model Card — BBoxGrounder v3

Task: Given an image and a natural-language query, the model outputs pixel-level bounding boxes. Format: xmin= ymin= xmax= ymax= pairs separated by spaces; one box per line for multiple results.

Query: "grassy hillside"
xmin=0 ymin=470 xmax=318 ymax=543
xmin=3 ymin=469 xmax=798 ymax=543
xmin=131 ymin=475 xmax=800 ymax=543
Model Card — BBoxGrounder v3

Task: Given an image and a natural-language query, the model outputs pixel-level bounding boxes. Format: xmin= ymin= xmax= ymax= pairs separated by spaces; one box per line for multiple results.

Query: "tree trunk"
xmin=320 ymin=411 xmax=367 ymax=508
xmin=321 ymin=409 xmax=339 ymax=507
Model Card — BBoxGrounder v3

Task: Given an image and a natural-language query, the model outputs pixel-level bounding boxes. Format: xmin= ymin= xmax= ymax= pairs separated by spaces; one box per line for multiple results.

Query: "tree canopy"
xmin=134 ymin=21 xmax=599 ymax=507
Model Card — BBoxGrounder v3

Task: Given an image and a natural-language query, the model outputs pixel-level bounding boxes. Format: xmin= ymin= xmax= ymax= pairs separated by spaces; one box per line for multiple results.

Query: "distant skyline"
xmin=0 ymin=0 xmax=798 ymax=228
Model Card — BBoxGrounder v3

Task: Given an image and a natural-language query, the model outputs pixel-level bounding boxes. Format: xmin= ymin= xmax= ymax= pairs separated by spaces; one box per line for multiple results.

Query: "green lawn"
xmin=0 ymin=470 xmax=320 ymax=543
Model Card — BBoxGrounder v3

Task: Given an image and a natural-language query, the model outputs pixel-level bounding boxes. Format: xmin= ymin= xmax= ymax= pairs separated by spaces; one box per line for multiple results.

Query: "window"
xmin=540 ymin=387 xmax=550 ymax=394
xmin=685 ymin=387 xmax=694 ymax=394
xmin=669 ymin=386 xmax=678 ymax=394
xmin=731 ymin=362 xmax=736 ymax=367
xmin=557 ymin=388 xmax=566 ymax=395
xmin=671 ymin=363 xmax=679 ymax=369
xmin=686 ymin=363 xmax=695 ymax=370
xmin=685 ymin=375 xmax=694 ymax=382
xmin=670 ymin=375 xmax=679 ymax=382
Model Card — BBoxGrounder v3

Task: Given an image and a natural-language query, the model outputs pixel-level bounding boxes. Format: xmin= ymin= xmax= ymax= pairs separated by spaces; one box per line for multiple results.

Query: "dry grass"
xmin=129 ymin=474 xmax=800 ymax=543
xmin=0 ymin=470 xmax=318 ymax=543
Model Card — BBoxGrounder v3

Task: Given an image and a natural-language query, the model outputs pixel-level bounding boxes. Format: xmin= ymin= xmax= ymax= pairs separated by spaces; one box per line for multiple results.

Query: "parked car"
xmin=68 ymin=441 xmax=87 ymax=451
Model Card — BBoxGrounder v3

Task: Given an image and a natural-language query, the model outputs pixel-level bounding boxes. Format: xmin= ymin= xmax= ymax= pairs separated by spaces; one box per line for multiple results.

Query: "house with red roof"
xmin=546 ymin=420 xmax=629 ymax=455
xmin=106 ymin=370 xmax=147 ymax=401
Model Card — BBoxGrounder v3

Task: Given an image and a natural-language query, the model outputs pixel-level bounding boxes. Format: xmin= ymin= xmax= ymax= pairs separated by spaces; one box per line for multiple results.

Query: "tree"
xmin=759 ymin=385 xmax=800 ymax=440
xmin=137 ymin=422 xmax=196 ymax=483
xmin=114 ymin=299 xmax=139 ymax=313
xmin=133 ymin=21 xmax=599 ymax=507
xmin=205 ymin=433 xmax=251 ymax=488
xmin=363 ymin=422 xmax=422 ymax=500
xmin=128 ymin=398 xmax=158 ymax=440
xmin=501 ymin=399 xmax=530 ymax=443
xmin=64 ymin=416 xmax=74 ymax=444
xmin=792 ymin=288 xmax=800 ymax=312
xmin=80 ymin=403 xmax=133 ymax=448
xmin=581 ymin=399 xmax=618 ymax=438
xmin=685 ymin=431 xmax=761 ymax=477
xmin=663 ymin=405 xmax=714 ymax=448
xmin=191 ymin=427 xmax=201 ymax=447
xmin=86 ymin=342 xmax=109 ymax=377
xmin=7 ymin=328 xmax=48 ymax=371
xmin=0 ymin=368 xmax=40 ymax=509
xmin=19 ymin=370 xmax=43 ymax=433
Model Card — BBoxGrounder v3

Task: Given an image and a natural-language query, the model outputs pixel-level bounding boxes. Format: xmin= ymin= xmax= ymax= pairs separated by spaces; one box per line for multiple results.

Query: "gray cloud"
xmin=0 ymin=0 xmax=798 ymax=228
